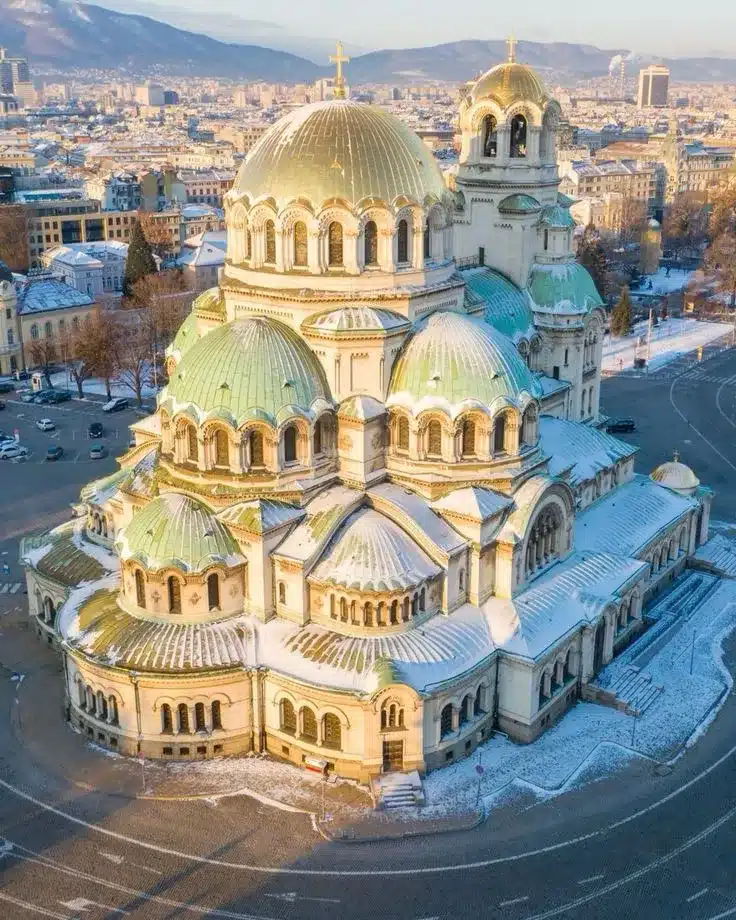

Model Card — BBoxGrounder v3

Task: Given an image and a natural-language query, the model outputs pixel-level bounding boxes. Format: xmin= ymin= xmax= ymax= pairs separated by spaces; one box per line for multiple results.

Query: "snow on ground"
xmin=636 ymin=267 xmax=693 ymax=296
xmin=49 ymin=371 xmax=159 ymax=401
xmin=602 ymin=317 xmax=727 ymax=374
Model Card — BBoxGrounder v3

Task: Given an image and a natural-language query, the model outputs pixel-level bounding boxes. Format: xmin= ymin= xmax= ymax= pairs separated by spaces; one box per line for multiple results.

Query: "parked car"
xmin=88 ymin=422 xmax=104 ymax=439
xmin=17 ymin=389 xmax=35 ymax=403
xmin=102 ymin=397 xmax=129 ymax=413
xmin=36 ymin=418 xmax=55 ymax=432
xmin=14 ymin=370 xmax=31 ymax=381
xmin=0 ymin=443 xmax=28 ymax=460
xmin=45 ymin=445 xmax=64 ymax=461
xmin=32 ymin=391 xmax=55 ymax=404
xmin=606 ymin=417 xmax=637 ymax=433
xmin=45 ymin=389 xmax=72 ymax=403
xmin=0 ymin=431 xmax=13 ymax=444
xmin=0 ymin=399 xmax=5 ymax=411
xmin=89 ymin=442 xmax=106 ymax=459
xmin=0 ymin=381 xmax=15 ymax=394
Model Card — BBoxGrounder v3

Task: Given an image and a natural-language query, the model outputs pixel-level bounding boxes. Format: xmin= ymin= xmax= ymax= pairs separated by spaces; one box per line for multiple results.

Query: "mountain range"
xmin=2 ymin=0 xmax=736 ymax=85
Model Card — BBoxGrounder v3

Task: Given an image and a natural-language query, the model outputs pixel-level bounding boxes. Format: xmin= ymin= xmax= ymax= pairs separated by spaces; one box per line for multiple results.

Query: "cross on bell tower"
xmin=506 ymin=34 xmax=517 ymax=63
xmin=329 ymin=40 xmax=350 ymax=99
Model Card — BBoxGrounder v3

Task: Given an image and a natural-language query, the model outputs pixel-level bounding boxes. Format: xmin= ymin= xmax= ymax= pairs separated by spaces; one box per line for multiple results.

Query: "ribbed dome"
xmin=303 ymin=306 xmax=409 ymax=334
xmin=232 ymin=100 xmax=448 ymax=210
xmin=116 ymin=493 xmax=242 ymax=573
xmin=650 ymin=453 xmax=699 ymax=495
xmin=528 ymin=261 xmax=604 ymax=316
xmin=470 ymin=62 xmax=549 ymax=108
xmin=387 ymin=311 xmax=541 ymax=417
xmin=166 ymin=310 xmax=201 ymax=364
xmin=310 ymin=509 xmax=439 ymax=592
xmin=160 ymin=316 xmax=332 ymax=427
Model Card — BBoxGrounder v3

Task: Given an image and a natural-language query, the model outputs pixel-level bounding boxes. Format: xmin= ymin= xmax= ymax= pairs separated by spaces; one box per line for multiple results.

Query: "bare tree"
xmin=617 ymin=197 xmax=648 ymax=247
xmin=113 ymin=313 xmax=153 ymax=407
xmin=708 ymin=173 xmax=736 ymax=239
xmin=87 ymin=312 xmax=120 ymax=401
xmin=706 ymin=232 xmax=736 ymax=309
xmin=663 ymin=194 xmax=709 ymax=265
xmin=138 ymin=210 xmax=176 ymax=260
xmin=28 ymin=337 xmax=57 ymax=386
xmin=62 ymin=317 xmax=107 ymax=398
xmin=0 ymin=205 xmax=29 ymax=272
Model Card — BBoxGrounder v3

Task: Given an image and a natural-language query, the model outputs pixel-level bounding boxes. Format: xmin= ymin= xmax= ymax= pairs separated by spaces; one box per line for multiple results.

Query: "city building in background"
xmin=637 ymin=65 xmax=670 ymax=108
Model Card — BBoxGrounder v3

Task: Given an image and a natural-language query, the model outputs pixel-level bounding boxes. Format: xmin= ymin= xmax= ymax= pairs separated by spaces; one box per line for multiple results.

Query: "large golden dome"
xmin=231 ymin=100 xmax=449 ymax=210
xmin=469 ymin=61 xmax=550 ymax=109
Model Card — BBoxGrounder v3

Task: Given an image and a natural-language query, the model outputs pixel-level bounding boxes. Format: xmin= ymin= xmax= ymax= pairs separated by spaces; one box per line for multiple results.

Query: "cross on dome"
xmin=506 ymin=34 xmax=517 ymax=63
xmin=329 ymin=40 xmax=350 ymax=99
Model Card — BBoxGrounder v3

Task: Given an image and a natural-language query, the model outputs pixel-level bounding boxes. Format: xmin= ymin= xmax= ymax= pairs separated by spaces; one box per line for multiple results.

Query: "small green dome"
xmin=166 ymin=311 xmax=202 ymax=363
xmin=539 ymin=205 xmax=576 ymax=229
xmin=387 ymin=311 xmax=541 ymax=418
xmin=116 ymin=492 xmax=242 ymax=573
xmin=463 ymin=268 xmax=536 ymax=343
xmin=498 ymin=193 xmax=542 ymax=215
xmin=160 ymin=316 xmax=332 ymax=427
xmin=528 ymin=261 xmax=604 ymax=316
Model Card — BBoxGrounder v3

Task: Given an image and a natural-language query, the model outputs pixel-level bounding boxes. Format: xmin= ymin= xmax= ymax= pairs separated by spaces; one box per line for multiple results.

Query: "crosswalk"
xmin=0 ymin=582 xmax=23 ymax=594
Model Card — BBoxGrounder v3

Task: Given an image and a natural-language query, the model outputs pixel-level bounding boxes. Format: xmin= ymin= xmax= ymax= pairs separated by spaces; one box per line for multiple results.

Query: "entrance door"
xmin=382 ymin=739 xmax=404 ymax=772
xmin=593 ymin=621 xmax=606 ymax=674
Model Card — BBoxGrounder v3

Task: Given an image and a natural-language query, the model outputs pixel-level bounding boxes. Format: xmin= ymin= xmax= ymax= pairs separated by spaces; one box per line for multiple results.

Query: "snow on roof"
xmin=575 ymin=474 xmax=698 ymax=557
xmin=432 ymin=487 xmax=512 ymax=523
xmin=275 ymin=485 xmax=364 ymax=565
xmin=537 ymin=374 xmax=571 ymax=396
xmin=45 ymin=246 xmax=103 ymax=268
xmin=368 ymin=481 xmax=466 ymax=558
xmin=177 ymin=243 xmax=225 ymax=268
xmin=18 ymin=277 xmax=94 ymax=313
xmin=693 ymin=534 xmax=736 ymax=578
xmin=539 ymin=415 xmax=637 ymax=486
xmin=182 ymin=230 xmax=227 ymax=250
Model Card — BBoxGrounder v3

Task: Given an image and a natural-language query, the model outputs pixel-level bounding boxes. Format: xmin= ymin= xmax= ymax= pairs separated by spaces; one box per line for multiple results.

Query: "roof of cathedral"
xmin=160 ymin=316 xmax=332 ymax=427
xmin=432 ymin=487 xmax=512 ymax=522
xmin=166 ymin=310 xmax=202 ymax=363
xmin=217 ymin=499 xmax=305 ymax=535
xmin=231 ymin=100 xmax=448 ymax=211
xmin=468 ymin=61 xmax=550 ymax=109
xmin=462 ymin=267 xmax=536 ymax=343
xmin=303 ymin=306 xmax=410 ymax=334
xmin=527 ymin=261 xmax=604 ymax=316
xmin=0 ymin=259 xmax=14 ymax=283
xmin=309 ymin=508 xmax=440 ymax=593
xmin=539 ymin=415 xmax=637 ymax=487
xmin=498 ymin=193 xmax=542 ymax=215
xmin=387 ymin=311 xmax=542 ymax=418
xmin=650 ymin=453 xmax=700 ymax=494
xmin=539 ymin=204 xmax=576 ymax=228
xmin=116 ymin=492 xmax=243 ymax=573
xmin=192 ymin=286 xmax=225 ymax=317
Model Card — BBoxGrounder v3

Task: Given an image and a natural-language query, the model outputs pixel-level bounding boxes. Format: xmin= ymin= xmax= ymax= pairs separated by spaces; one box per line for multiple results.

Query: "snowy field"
xmin=49 ymin=370 xmax=159 ymax=402
xmin=635 ymin=267 xmax=693 ymax=297
xmin=603 ymin=317 xmax=728 ymax=374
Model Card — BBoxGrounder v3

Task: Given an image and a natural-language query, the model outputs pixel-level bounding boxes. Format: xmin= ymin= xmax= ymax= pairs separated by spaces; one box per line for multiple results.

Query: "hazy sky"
xmin=119 ymin=0 xmax=736 ymax=57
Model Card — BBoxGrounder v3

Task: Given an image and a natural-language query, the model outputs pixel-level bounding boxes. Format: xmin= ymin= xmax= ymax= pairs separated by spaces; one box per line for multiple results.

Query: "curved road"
xmin=2 ymin=352 xmax=736 ymax=920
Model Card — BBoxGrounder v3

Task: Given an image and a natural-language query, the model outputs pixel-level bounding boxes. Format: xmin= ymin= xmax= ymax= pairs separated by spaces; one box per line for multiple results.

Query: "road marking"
xmin=499 ymin=896 xmax=529 ymax=908
xmin=669 ymin=375 xmax=736 ymax=473
xmin=0 ymin=892 xmax=73 ymax=919
xmin=715 ymin=376 xmax=736 ymax=431
xmin=686 ymin=888 xmax=710 ymax=903
xmin=60 ymin=897 xmax=129 ymax=914
xmin=264 ymin=892 xmax=340 ymax=904
xmin=98 ymin=850 xmax=163 ymax=875
xmin=0 ymin=582 xmax=21 ymax=594
xmin=577 ymin=874 xmax=605 ymax=885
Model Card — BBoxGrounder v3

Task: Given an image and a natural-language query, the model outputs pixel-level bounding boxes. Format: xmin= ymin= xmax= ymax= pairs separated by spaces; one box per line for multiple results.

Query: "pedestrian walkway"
xmin=0 ymin=582 xmax=22 ymax=594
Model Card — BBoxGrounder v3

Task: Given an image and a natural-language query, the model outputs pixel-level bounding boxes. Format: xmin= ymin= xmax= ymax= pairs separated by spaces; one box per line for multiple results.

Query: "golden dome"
xmin=231 ymin=100 xmax=449 ymax=211
xmin=470 ymin=62 xmax=550 ymax=109
xmin=650 ymin=451 xmax=700 ymax=495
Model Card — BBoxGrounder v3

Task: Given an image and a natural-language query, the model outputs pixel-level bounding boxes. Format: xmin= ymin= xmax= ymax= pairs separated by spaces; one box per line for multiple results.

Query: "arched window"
xmin=44 ymin=597 xmax=56 ymax=624
xmin=459 ymin=568 xmax=465 ymax=592
xmin=264 ymin=220 xmax=276 ymax=264
xmin=440 ymin=703 xmax=454 ymax=737
xmin=87 ymin=686 xmax=96 ymax=715
xmin=187 ymin=425 xmax=198 ymax=462
xmin=397 ymin=416 xmax=409 ymax=451
xmin=7 ymin=329 xmax=13 ymax=346
xmin=278 ymin=582 xmax=286 ymax=605
xmin=177 ymin=703 xmax=190 ymax=733
xmin=97 ymin=690 xmax=108 ymax=721
xmin=30 ymin=323 xmax=39 ymax=340
xmin=328 ymin=221 xmax=343 ymax=267
xmin=72 ymin=316 xmax=80 ymax=330
xmin=44 ymin=321 xmax=53 ymax=339
xmin=474 ymin=685 xmax=484 ymax=715
xmin=340 ymin=597 xmax=348 ymax=622
xmin=494 ymin=415 xmax=506 ymax=454
xmin=510 ymin=114 xmax=527 ymax=158
xmin=397 ymin=219 xmax=409 ymax=264
xmin=134 ymin=569 xmax=146 ymax=608
xmin=211 ymin=699 xmax=222 ymax=730
xmin=293 ymin=220 xmax=308 ymax=267
xmin=280 ymin=699 xmax=296 ymax=734
xmin=423 ymin=218 xmax=431 ymax=260
xmin=245 ymin=228 xmax=252 ymax=259
xmin=250 ymin=429 xmax=264 ymax=466
xmin=167 ymin=576 xmax=181 ymax=614
xmin=461 ymin=418 xmax=476 ymax=457
xmin=419 ymin=587 xmax=426 ymax=612
xmin=460 ymin=695 xmax=472 ymax=725
xmin=482 ymin=114 xmax=498 ymax=157
xmin=402 ymin=597 xmax=410 ymax=621
xmin=364 ymin=220 xmax=378 ymax=266
xmin=283 ymin=424 xmax=297 ymax=464
xmin=194 ymin=702 xmax=206 ymax=732
xmin=313 ymin=418 xmax=323 ymax=456
xmin=427 ymin=420 xmax=442 ymax=458
xmin=364 ymin=602 xmax=373 ymax=626
xmin=109 ymin=696 xmax=119 ymax=725
xmin=390 ymin=600 xmax=398 ymax=624
xmin=323 ymin=713 xmax=341 ymax=750
xmin=161 ymin=703 xmax=173 ymax=733
xmin=207 ymin=573 xmax=220 ymax=610
xmin=300 ymin=706 xmax=318 ymax=743
xmin=214 ymin=429 xmax=229 ymax=467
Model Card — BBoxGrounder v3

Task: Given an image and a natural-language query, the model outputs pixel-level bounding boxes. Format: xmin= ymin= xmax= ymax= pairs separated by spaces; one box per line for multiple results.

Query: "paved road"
xmin=0 ymin=371 xmax=735 ymax=920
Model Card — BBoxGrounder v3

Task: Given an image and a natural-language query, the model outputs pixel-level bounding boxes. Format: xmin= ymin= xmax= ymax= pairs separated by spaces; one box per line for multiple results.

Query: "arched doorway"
xmin=593 ymin=620 xmax=606 ymax=674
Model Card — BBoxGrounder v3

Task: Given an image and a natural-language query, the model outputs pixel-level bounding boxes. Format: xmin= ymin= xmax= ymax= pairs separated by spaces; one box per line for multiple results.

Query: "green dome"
xmin=539 ymin=205 xmax=576 ymax=228
xmin=116 ymin=492 xmax=242 ymax=573
xmin=160 ymin=316 xmax=332 ymax=427
xmin=387 ymin=311 xmax=541 ymax=418
xmin=167 ymin=311 xmax=202 ymax=363
xmin=528 ymin=261 xmax=604 ymax=316
xmin=498 ymin=193 xmax=542 ymax=215
xmin=463 ymin=268 xmax=536 ymax=343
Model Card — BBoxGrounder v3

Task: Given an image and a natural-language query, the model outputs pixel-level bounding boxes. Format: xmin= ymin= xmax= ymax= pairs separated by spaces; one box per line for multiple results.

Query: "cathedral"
xmin=22 ymin=43 xmax=712 ymax=781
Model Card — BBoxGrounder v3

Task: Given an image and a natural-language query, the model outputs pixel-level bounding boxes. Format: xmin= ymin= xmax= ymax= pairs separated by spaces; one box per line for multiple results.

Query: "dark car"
xmin=606 ymin=417 xmax=637 ymax=433
xmin=45 ymin=445 xmax=64 ymax=461
xmin=102 ymin=397 xmax=129 ymax=413
xmin=0 ymin=400 xmax=5 ymax=410
xmin=89 ymin=442 xmax=106 ymax=459
xmin=46 ymin=389 xmax=72 ymax=403
xmin=0 ymin=381 xmax=15 ymax=394
xmin=32 ymin=390 xmax=55 ymax=404
xmin=88 ymin=422 xmax=104 ymax=439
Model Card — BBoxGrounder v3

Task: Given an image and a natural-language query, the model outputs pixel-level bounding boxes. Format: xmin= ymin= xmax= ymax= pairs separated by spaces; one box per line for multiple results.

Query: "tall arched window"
xmin=264 ymin=220 xmax=276 ymax=264
xmin=423 ymin=218 xmax=431 ymax=260
xmin=167 ymin=576 xmax=181 ymax=614
xmin=397 ymin=219 xmax=409 ymax=264
xmin=300 ymin=706 xmax=318 ymax=743
xmin=427 ymin=420 xmax=442 ymax=458
xmin=211 ymin=699 xmax=222 ymax=730
xmin=313 ymin=418 xmax=323 ymax=456
xmin=482 ymin=114 xmax=498 ymax=157
xmin=177 ymin=703 xmax=189 ymax=733
xmin=194 ymin=702 xmax=206 ymax=732
xmin=323 ymin=713 xmax=341 ymax=750
xmin=207 ymin=573 xmax=220 ymax=610
xmin=293 ymin=220 xmax=308 ymax=267
xmin=97 ymin=690 xmax=108 ymax=721
xmin=250 ymin=429 xmax=264 ymax=466
xmin=214 ymin=429 xmax=229 ymax=467
xmin=510 ymin=114 xmax=527 ymax=158
xmin=474 ymin=685 xmax=484 ymax=715
xmin=187 ymin=425 xmax=198 ymax=462
xmin=245 ymin=228 xmax=252 ymax=259
xmin=364 ymin=220 xmax=378 ymax=266
xmin=161 ymin=703 xmax=173 ymax=733
xmin=283 ymin=424 xmax=297 ymax=464
xmin=397 ymin=416 xmax=409 ymax=451
xmin=109 ymin=696 xmax=119 ymax=725
xmin=30 ymin=323 xmax=39 ymax=340
xmin=440 ymin=703 xmax=453 ymax=737
xmin=134 ymin=569 xmax=146 ymax=608
xmin=278 ymin=582 xmax=286 ymax=604
xmin=281 ymin=699 xmax=296 ymax=733
xmin=328 ymin=221 xmax=343 ymax=267
xmin=44 ymin=321 xmax=53 ymax=339
xmin=462 ymin=418 xmax=476 ymax=457
xmin=494 ymin=415 xmax=506 ymax=454
xmin=7 ymin=329 xmax=13 ymax=346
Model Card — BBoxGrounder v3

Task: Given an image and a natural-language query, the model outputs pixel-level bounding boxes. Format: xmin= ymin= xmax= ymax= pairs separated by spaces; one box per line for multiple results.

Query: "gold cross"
xmin=329 ymin=39 xmax=350 ymax=99
xmin=506 ymin=34 xmax=517 ymax=63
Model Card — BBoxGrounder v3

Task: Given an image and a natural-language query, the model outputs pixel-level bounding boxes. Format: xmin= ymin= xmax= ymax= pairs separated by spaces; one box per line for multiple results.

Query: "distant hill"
xmin=2 ymin=0 xmax=735 ymax=85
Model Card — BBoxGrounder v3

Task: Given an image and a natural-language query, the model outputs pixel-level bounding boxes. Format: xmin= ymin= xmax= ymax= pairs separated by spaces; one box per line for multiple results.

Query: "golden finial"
xmin=329 ymin=40 xmax=350 ymax=100
xmin=506 ymin=34 xmax=517 ymax=63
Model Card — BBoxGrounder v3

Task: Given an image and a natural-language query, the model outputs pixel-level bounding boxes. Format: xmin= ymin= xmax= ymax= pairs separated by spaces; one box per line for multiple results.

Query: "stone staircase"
xmin=372 ymin=770 xmax=425 ymax=809
xmin=604 ymin=665 xmax=663 ymax=715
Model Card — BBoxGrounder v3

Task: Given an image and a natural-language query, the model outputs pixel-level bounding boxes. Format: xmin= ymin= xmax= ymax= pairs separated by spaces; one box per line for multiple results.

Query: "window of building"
xmin=6 ymin=329 xmax=13 ymax=346
xmin=292 ymin=220 xmax=308 ymax=267
xmin=187 ymin=425 xmax=198 ymax=461
xmin=135 ymin=569 xmax=146 ymax=608
xmin=397 ymin=219 xmax=409 ymax=264
xmin=264 ymin=220 xmax=276 ymax=264
xmin=250 ymin=429 xmax=264 ymax=466
xmin=44 ymin=321 xmax=53 ymax=339
xmin=482 ymin=114 xmax=497 ymax=157
xmin=167 ymin=576 xmax=182 ymax=614
xmin=211 ymin=700 xmax=222 ymax=730
xmin=300 ymin=706 xmax=318 ymax=743
xmin=461 ymin=418 xmax=475 ymax=457
xmin=177 ymin=703 xmax=190 ymax=733
xmin=510 ymin=114 xmax=527 ymax=157
xmin=328 ymin=221 xmax=343 ymax=267
xmin=543 ymin=229 xmax=549 ymax=251
xmin=278 ymin=582 xmax=286 ymax=605
xmin=364 ymin=220 xmax=378 ymax=266
xmin=313 ymin=418 xmax=323 ymax=456
xmin=280 ymin=699 xmax=296 ymax=734
xmin=440 ymin=703 xmax=454 ymax=738
xmin=195 ymin=702 xmax=206 ymax=732
xmin=427 ymin=420 xmax=442 ymax=458
xmin=207 ymin=573 xmax=220 ymax=611
xmin=161 ymin=703 xmax=173 ymax=733
xmin=552 ymin=366 xmax=560 ymax=380
xmin=397 ymin=416 xmax=409 ymax=451
xmin=214 ymin=429 xmax=229 ymax=466
xmin=474 ymin=685 xmax=484 ymax=715
xmin=423 ymin=219 xmax=431 ymax=259
xmin=322 ymin=713 xmax=341 ymax=750
xmin=283 ymin=424 xmax=297 ymax=464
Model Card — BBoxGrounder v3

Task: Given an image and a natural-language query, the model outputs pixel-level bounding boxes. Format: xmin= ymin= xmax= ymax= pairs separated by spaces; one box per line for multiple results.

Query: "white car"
xmin=0 ymin=443 xmax=29 ymax=460
xmin=36 ymin=418 xmax=55 ymax=432
xmin=102 ymin=397 xmax=129 ymax=413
